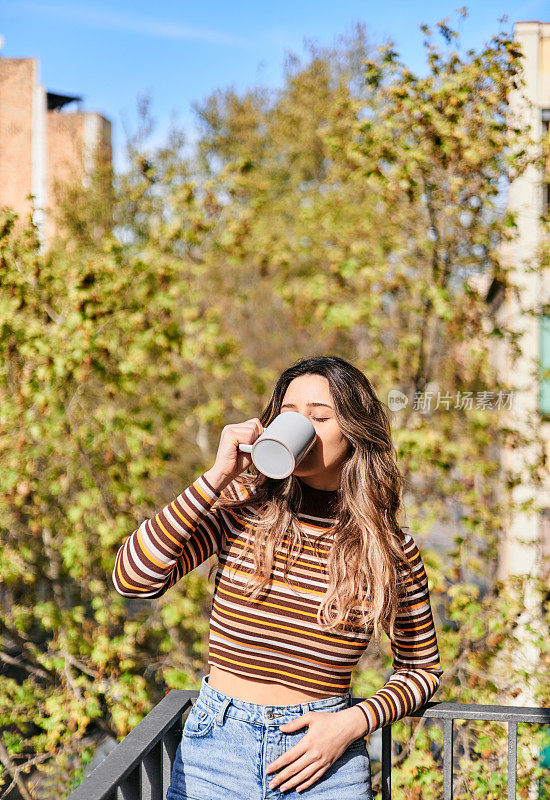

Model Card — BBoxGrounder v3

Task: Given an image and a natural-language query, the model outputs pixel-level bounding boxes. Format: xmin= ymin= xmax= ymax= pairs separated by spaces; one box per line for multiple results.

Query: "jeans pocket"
xmin=182 ymin=701 xmax=216 ymax=739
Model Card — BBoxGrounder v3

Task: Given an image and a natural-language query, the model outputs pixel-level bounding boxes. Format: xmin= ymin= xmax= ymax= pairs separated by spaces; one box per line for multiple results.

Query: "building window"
xmin=540 ymin=313 xmax=550 ymax=418
xmin=543 ymin=111 xmax=550 ymax=215
xmin=541 ymin=508 xmax=550 ymax=584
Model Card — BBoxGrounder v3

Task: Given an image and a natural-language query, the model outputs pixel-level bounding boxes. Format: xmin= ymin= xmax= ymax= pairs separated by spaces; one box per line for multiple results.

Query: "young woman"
xmin=113 ymin=355 xmax=443 ymax=799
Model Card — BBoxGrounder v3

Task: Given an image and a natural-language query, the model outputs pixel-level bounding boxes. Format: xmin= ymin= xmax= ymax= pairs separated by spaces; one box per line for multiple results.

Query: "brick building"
xmin=0 ymin=54 xmax=112 ymax=248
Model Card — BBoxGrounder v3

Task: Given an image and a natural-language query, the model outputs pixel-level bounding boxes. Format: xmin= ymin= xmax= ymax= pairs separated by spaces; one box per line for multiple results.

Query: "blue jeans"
xmin=166 ymin=673 xmax=373 ymax=799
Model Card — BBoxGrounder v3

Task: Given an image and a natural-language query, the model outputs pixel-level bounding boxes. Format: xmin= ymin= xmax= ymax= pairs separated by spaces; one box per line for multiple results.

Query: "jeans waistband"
xmin=197 ymin=673 xmax=352 ymax=726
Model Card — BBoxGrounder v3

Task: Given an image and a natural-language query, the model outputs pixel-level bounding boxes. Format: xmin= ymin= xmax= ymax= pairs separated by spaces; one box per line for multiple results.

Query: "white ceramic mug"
xmin=237 ymin=411 xmax=317 ymax=479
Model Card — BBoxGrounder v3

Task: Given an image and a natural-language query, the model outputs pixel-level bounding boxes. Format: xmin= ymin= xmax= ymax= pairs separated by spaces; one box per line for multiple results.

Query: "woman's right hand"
xmin=210 ymin=418 xmax=264 ymax=483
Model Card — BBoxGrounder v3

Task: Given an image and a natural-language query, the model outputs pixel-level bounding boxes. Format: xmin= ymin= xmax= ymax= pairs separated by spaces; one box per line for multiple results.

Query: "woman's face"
xmin=280 ymin=374 xmax=351 ymax=490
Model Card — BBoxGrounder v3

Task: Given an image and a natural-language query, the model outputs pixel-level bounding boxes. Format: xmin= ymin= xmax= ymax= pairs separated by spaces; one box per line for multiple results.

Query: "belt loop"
xmin=302 ymin=701 xmax=311 ymax=714
xmin=216 ymin=697 xmax=231 ymax=726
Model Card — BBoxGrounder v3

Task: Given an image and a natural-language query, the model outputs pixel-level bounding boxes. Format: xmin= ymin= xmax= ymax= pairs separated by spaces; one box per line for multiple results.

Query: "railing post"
xmin=116 ymin=766 xmax=140 ymax=800
xmin=140 ymin=739 xmax=161 ymax=800
xmin=162 ymin=717 xmax=183 ymax=795
xmin=507 ymin=721 xmax=517 ymax=800
xmin=381 ymin=724 xmax=391 ymax=800
xmin=443 ymin=718 xmax=454 ymax=800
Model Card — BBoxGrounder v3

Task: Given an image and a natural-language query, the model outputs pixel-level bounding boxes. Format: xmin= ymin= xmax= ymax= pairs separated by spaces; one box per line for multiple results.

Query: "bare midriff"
xmin=207 ymin=664 xmax=339 ymax=705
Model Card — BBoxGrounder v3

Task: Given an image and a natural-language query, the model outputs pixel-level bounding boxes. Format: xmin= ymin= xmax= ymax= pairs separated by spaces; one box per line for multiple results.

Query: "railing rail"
xmin=67 ymin=693 xmax=550 ymax=800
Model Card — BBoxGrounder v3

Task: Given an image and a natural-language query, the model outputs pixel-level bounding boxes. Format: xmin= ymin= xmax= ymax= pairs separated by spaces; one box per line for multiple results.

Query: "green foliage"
xmin=0 ymin=8 xmax=548 ymax=798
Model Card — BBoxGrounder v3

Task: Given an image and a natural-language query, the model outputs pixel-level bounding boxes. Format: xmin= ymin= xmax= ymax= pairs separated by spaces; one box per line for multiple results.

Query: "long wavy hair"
xmin=209 ymin=355 xmax=414 ymax=645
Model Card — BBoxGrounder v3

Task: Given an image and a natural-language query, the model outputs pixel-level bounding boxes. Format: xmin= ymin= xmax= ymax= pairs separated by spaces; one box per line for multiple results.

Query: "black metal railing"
xmin=68 ymin=690 xmax=188 ymax=800
xmin=383 ymin=702 xmax=550 ymax=800
xmin=67 ymin=692 xmax=550 ymax=800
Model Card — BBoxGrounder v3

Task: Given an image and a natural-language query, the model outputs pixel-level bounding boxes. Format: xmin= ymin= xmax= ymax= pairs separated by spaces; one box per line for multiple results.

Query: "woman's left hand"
xmin=266 ymin=707 xmax=365 ymax=793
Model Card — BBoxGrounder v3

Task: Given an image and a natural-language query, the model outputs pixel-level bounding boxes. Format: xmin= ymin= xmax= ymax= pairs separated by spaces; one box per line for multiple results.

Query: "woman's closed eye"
xmin=313 ymin=418 xmax=329 ymax=422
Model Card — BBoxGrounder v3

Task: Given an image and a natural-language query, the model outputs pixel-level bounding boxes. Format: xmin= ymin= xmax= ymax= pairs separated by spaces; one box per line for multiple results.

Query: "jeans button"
xmin=266 ymin=709 xmax=274 ymax=719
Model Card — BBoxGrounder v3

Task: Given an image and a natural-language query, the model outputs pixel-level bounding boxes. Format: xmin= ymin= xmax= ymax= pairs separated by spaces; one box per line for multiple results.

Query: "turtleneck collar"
xmin=295 ymin=475 xmax=340 ymax=519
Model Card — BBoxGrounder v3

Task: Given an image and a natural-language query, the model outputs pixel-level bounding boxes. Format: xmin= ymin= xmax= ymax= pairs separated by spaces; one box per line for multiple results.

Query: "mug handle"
xmin=237 ymin=443 xmax=254 ymax=453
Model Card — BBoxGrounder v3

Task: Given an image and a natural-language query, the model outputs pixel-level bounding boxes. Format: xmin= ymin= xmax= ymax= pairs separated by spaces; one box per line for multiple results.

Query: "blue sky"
xmin=1 ymin=0 xmax=549 ymax=172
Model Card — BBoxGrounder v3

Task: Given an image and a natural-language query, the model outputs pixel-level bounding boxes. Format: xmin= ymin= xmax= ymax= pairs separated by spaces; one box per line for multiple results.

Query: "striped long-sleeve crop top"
xmin=113 ymin=471 xmax=444 ymax=734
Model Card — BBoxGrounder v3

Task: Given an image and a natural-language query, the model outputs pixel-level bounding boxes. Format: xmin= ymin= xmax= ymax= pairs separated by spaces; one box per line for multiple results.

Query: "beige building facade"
xmin=479 ymin=22 xmax=550 ymax=723
xmin=487 ymin=21 xmax=550 ymax=586
xmin=0 ymin=55 xmax=111 ymax=247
